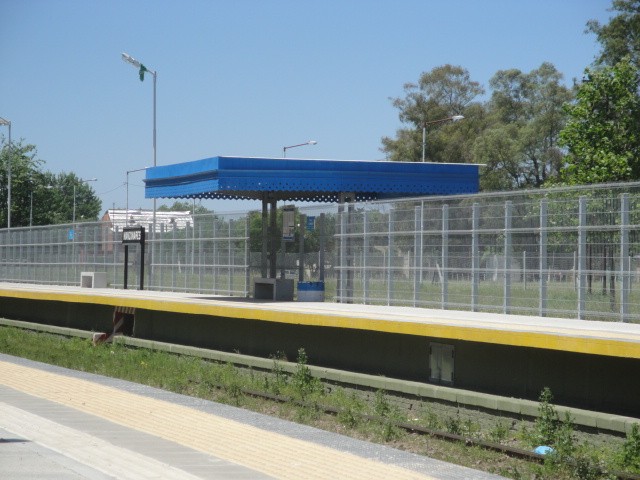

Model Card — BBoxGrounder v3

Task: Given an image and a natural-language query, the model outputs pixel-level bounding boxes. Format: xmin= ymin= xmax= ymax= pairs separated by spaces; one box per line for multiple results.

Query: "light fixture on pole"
xmin=73 ymin=178 xmax=97 ymax=224
xmin=421 ymin=115 xmax=464 ymax=162
xmin=0 ymin=117 xmax=12 ymax=228
xmin=283 ymin=140 xmax=317 ymax=158
xmin=126 ymin=166 xmax=150 ymax=224
xmin=122 ymin=52 xmax=157 ymax=284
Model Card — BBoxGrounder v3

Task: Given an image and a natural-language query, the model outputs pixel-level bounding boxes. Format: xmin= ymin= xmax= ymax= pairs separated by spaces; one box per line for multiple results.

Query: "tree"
xmin=0 ymin=137 xmax=102 ymax=227
xmin=559 ymin=58 xmax=640 ymax=184
xmin=158 ymin=200 xmax=210 ymax=214
xmin=0 ymin=140 xmax=44 ymax=227
xmin=475 ymin=63 xmax=572 ymax=190
xmin=40 ymin=172 xmax=102 ymax=224
xmin=587 ymin=0 xmax=640 ymax=69
xmin=381 ymin=64 xmax=485 ymax=163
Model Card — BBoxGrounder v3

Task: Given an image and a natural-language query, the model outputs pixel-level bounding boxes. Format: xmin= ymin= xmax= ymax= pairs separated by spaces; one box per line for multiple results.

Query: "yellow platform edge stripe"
xmin=1 ymin=288 xmax=639 ymax=360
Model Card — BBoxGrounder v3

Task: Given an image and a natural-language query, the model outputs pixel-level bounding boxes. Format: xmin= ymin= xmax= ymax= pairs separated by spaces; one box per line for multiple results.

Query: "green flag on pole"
xmin=139 ymin=64 xmax=148 ymax=82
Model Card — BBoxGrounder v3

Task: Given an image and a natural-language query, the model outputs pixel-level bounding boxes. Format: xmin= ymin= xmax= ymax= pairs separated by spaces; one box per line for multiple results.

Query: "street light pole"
xmin=122 ymin=52 xmax=157 ymax=285
xmin=421 ymin=115 xmax=464 ymax=162
xmin=0 ymin=117 xmax=12 ymax=228
xmin=126 ymin=166 xmax=149 ymax=223
xmin=283 ymin=140 xmax=317 ymax=158
xmin=73 ymin=178 xmax=97 ymax=224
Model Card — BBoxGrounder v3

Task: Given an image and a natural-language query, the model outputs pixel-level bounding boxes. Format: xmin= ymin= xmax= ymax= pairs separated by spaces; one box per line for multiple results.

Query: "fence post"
xmin=228 ymin=219 xmax=233 ymax=294
xmin=339 ymin=208 xmax=347 ymax=303
xmin=420 ymin=200 xmax=425 ymax=284
xmin=212 ymin=218 xmax=217 ymax=292
xmin=621 ymin=193 xmax=630 ymax=322
xmin=539 ymin=198 xmax=548 ymax=317
xmin=172 ymin=223 xmax=177 ymax=289
xmin=504 ymin=201 xmax=513 ymax=314
xmin=198 ymin=223 xmax=203 ymax=292
xmin=472 ymin=203 xmax=479 ymax=312
xmin=578 ymin=196 xmax=587 ymax=319
xmin=441 ymin=204 xmax=449 ymax=309
xmin=413 ymin=206 xmax=420 ymax=307
xmin=319 ymin=213 xmax=325 ymax=283
xmin=363 ymin=209 xmax=369 ymax=304
xmin=388 ymin=208 xmax=394 ymax=306
xmin=245 ymin=215 xmax=250 ymax=297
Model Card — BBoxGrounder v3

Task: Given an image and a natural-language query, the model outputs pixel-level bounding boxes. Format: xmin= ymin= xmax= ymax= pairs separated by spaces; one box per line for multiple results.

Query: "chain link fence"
xmin=0 ymin=182 xmax=639 ymax=322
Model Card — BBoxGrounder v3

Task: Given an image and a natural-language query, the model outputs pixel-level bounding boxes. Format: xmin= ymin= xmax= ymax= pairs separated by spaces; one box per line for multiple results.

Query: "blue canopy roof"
xmin=145 ymin=156 xmax=479 ymax=202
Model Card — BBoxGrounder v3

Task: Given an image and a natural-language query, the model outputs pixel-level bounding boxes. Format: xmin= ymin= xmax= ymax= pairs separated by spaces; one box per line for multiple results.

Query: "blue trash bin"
xmin=297 ymin=281 xmax=325 ymax=302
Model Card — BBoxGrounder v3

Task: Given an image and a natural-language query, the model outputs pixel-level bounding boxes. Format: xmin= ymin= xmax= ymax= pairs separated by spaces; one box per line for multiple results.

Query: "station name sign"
xmin=122 ymin=226 xmax=145 ymax=244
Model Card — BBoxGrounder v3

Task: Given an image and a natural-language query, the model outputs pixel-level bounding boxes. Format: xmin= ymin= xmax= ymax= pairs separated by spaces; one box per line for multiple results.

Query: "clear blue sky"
xmin=1 ymin=0 xmax=612 ymax=214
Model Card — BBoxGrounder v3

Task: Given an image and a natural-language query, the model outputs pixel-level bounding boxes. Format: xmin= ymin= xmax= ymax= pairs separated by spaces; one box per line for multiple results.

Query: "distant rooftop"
xmin=102 ymin=209 xmax=194 ymax=232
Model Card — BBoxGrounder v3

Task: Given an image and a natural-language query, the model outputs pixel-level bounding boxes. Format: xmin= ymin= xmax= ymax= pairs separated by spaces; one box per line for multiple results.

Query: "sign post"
xmin=122 ymin=226 xmax=146 ymax=290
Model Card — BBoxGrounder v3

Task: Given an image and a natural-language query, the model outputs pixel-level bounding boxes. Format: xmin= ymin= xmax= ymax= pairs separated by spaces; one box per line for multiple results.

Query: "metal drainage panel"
xmin=429 ymin=342 xmax=455 ymax=385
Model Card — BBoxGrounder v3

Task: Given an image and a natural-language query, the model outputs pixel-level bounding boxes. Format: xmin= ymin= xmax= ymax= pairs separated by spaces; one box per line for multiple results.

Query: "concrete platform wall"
xmin=2 ymin=295 xmax=638 ymax=417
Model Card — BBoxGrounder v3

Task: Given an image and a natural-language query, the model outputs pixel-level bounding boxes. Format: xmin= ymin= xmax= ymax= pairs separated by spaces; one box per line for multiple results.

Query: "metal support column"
xmin=503 ymin=201 xmax=512 ymax=314
xmin=539 ymin=198 xmax=548 ymax=316
xmin=442 ymin=204 xmax=449 ymax=309
xmin=471 ymin=203 xmax=479 ymax=312
xmin=578 ymin=196 xmax=587 ymax=319
xmin=413 ymin=206 xmax=420 ymax=307
xmin=621 ymin=193 xmax=630 ymax=322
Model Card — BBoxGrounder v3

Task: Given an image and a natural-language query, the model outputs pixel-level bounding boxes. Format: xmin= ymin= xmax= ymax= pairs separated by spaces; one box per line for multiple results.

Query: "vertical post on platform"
xmin=139 ymin=228 xmax=145 ymax=291
xmin=245 ymin=215 xmax=250 ymax=297
xmin=339 ymin=207 xmax=347 ymax=303
xmin=124 ymin=245 xmax=129 ymax=289
xmin=186 ymin=221 xmax=191 ymax=277
xmin=471 ymin=203 xmax=479 ymax=312
xmin=388 ymin=208 xmax=395 ymax=305
xmin=299 ymin=214 xmax=305 ymax=282
xmin=420 ymin=201 xmax=425 ymax=283
xmin=113 ymin=226 xmax=119 ymax=287
xmin=413 ymin=206 xmax=420 ymax=307
xmin=621 ymin=193 xmax=630 ymax=322
xmin=539 ymin=198 xmax=548 ymax=317
xmin=363 ymin=209 xmax=369 ymax=304
xmin=270 ymin=198 xmax=277 ymax=279
xmin=504 ymin=201 xmax=512 ymax=314
xmin=578 ymin=196 xmax=587 ymax=319
xmin=212 ymin=218 xmax=217 ymax=291
xmin=229 ymin=219 xmax=233 ymax=293
xmin=442 ymin=204 xmax=449 ymax=309
xmin=171 ymin=222 xmax=177 ymax=289
xmin=346 ymin=201 xmax=354 ymax=303
xmin=261 ymin=196 xmax=268 ymax=278
xmin=198 ymin=223 xmax=203 ymax=292
xmin=319 ymin=213 xmax=325 ymax=282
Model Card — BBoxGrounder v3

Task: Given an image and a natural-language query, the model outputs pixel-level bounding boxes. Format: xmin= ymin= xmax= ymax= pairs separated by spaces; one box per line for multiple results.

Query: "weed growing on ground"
xmin=333 ymin=387 xmax=365 ymax=429
xmin=3 ymin=327 xmax=639 ymax=480
xmin=373 ymin=390 xmax=404 ymax=442
xmin=290 ymin=348 xmax=323 ymax=401
xmin=616 ymin=423 xmax=640 ymax=473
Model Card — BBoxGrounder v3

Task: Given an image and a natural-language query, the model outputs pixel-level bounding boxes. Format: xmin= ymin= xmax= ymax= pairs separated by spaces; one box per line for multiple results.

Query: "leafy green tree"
xmin=158 ymin=200 xmax=210 ymax=214
xmin=381 ymin=64 xmax=485 ymax=163
xmin=0 ymin=138 xmax=102 ymax=227
xmin=559 ymin=58 xmax=640 ymax=184
xmin=0 ymin=140 xmax=45 ymax=227
xmin=475 ymin=63 xmax=572 ymax=189
xmin=587 ymin=0 xmax=640 ymax=69
xmin=39 ymin=171 xmax=102 ymax=224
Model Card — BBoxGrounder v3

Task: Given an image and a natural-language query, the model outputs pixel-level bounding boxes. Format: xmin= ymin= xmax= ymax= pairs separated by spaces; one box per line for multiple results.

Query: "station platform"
xmin=1 ymin=282 xmax=639 ymax=359
xmin=0 ymin=354 xmax=504 ymax=480
xmin=0 ymin=282 xmax=639 ymax=417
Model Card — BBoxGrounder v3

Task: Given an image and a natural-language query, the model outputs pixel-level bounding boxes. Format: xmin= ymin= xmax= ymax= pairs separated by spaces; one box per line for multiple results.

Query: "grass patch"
xmin=1 ymin=325 xmax=637 ymax=479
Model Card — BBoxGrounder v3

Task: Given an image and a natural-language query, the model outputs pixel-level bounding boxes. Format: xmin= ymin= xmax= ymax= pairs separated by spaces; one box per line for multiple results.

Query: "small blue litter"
xmin=534 ymin=445 xmax=554 ymax=455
